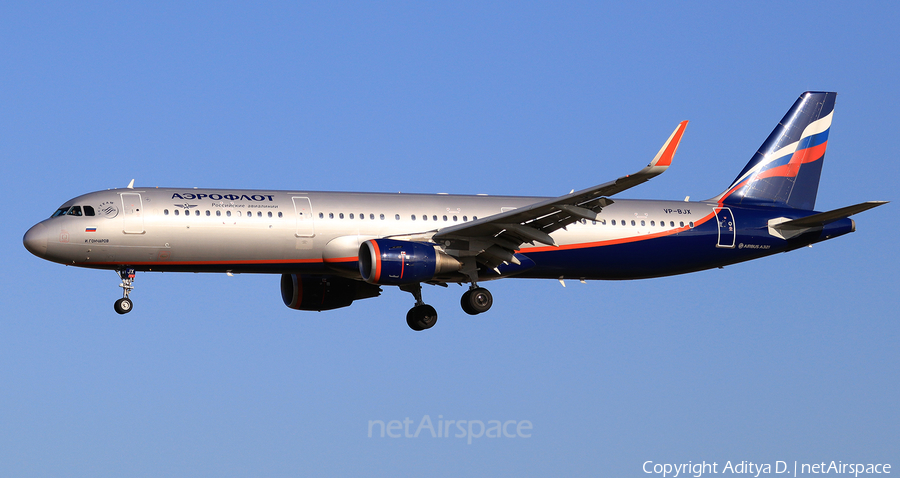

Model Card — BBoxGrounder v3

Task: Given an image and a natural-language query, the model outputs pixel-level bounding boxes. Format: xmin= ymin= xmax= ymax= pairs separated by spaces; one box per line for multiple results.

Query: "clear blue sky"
xmin=2 ymin=2 xmax=897 ymax=476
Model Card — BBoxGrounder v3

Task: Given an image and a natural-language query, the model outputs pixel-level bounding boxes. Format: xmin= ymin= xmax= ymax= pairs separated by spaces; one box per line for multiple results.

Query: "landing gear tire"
xmin=407 ymin=304 xmax=438 ymax=331
xmin=461 ymin=287 xmax=492 ymax=315
xmin=114 ymin=297 xmax=133 ymax=315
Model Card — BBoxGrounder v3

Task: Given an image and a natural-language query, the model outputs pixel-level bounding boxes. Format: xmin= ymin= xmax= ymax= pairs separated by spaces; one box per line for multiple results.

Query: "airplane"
xmin=23 ymin=91 xmax=887 ymax=331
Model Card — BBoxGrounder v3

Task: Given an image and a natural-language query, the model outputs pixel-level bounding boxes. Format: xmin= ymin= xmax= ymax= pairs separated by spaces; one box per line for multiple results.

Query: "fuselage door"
xmin=292 ymin=196 xmax=315 ymax=237
xmin=715 ymin=206 xmax=735 ymax=248
xmin=121 ymin=193 xmax=145 ymax=234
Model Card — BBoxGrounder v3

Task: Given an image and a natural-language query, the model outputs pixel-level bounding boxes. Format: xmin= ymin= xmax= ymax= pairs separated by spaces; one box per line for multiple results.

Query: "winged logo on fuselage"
xmin=99 ymin=201 xmax=119 ymax=218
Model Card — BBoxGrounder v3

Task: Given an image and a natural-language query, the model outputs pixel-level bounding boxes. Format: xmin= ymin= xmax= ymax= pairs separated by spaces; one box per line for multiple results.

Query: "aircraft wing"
xmin=433 ymin=121 xmax=688 ymax=268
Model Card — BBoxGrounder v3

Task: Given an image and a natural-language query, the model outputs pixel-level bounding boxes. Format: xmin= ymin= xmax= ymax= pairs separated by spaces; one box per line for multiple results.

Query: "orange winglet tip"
xmin=650 ymin=120 xmax=688 ymax=168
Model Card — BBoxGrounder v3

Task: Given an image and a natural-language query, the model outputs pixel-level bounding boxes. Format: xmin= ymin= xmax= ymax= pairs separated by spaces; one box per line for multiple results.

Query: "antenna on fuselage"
xmin=127 ymin=179 xmax=135 ymax=189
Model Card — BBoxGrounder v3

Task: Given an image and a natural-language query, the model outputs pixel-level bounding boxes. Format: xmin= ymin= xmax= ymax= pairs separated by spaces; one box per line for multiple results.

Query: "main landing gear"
xmin=401 ymin=283 xmax=437 ymax=331
xmin=461 ymin=286 xmax=493 ymax=315
xmin=400 ymin=281 xmax=494 ymax=331
xmin=114 ymin=268 xmax=136 ymax=314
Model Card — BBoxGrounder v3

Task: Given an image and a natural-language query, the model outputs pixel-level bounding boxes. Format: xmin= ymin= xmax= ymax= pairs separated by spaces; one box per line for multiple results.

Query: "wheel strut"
xmin=400 ymin=282 xmax=425 ymax=307
xmin=400 ymin=283 xmax=437 ymax=331
xmin=115 ymin=268 xmax=136 ymax=314
xmin=459 ymin=258 xmax=493 ymax=315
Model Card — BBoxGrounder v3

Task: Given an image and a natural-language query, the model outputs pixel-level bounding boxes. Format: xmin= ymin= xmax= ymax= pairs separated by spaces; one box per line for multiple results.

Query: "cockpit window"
xmin=51 ymin=205 xmax=95 ymax=217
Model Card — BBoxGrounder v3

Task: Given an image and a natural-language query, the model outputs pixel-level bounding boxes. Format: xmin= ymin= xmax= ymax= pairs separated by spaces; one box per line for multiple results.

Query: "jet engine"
xmin=358 ymin=239 xmax=461 ymax=285
xmin=281 ymin=274 xmax=381 ymax=311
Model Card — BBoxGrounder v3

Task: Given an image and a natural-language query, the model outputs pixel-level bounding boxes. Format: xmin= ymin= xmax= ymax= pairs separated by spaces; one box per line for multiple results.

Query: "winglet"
xmin=127 ymin=179 xmax=135 ymax=189
xmin=648 ymin=120 xmax=688 ymax=168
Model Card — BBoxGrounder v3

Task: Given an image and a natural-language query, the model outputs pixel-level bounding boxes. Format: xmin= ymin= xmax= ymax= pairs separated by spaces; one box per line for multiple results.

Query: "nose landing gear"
xmin=114 ymin=269 xmax=136 ymax=314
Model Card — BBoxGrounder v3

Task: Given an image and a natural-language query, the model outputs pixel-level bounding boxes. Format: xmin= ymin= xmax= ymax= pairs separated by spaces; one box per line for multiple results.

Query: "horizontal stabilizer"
xmin=768 ymin=201 xmax=887 ymax=240
xmin=775 ymin=201 xmax=887 ymax=229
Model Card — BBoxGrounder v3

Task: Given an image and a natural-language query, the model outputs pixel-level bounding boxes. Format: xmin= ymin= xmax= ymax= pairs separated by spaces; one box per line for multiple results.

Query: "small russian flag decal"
xmin=85 ymin=227 xmax=97 ymax=232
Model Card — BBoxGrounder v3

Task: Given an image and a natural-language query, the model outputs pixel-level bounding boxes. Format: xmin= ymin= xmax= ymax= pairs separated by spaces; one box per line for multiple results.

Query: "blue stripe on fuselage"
xmin=514 ymin=206 xmax=851 ymax=280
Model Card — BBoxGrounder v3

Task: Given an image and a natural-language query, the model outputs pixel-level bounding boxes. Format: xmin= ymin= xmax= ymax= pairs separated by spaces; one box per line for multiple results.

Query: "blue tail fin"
xmin=714 ymin=91 xmax=836 ymax=210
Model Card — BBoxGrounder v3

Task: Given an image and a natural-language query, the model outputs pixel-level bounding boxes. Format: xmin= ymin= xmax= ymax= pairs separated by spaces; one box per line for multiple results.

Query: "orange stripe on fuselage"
xmin=90 ymin=212 xmax=717 ymax=268
xmin=519 ymin=211 xmax=716 ymax=254
xmin=323 ymin=256 xmax=358 ymax=263
xmin=91 ymin=258 xmax=325 ymax=266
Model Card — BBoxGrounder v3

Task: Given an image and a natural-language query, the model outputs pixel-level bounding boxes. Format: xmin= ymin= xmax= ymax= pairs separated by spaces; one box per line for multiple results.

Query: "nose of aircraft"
xmin=23 ymin=223 xmax=48 ymax=257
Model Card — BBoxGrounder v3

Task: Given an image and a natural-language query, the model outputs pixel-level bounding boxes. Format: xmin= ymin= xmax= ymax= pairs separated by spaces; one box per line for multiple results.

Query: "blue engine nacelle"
xmin=358 ymin=239 xmax=461 ymax=285
xmin=281 ymin=274 xmax=381 ymax=311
